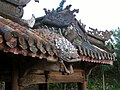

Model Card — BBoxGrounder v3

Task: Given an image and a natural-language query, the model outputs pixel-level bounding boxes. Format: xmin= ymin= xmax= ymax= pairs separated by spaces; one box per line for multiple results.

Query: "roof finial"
xmin=56 ymin=0 xmax=66 ymax=12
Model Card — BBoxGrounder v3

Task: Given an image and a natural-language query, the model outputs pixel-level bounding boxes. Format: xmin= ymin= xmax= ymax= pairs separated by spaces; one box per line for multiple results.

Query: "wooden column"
xmin=5 ymin=82 xmax=11 ymax=90
xmin=38 ymin=71 xmax=49 ymax=90
xmin=11 ymin=61 xmax=19 ymax=90
xmin=62 ymin=83 xmax=67 ymax=90
xmin=83 ymin=80 xmax=87 ymax=90
xmin=78 ymin=82 xmax=83 ymax=90
xmin=38 ymin=83 xmax=49 ymax=90
xmin=19 ymin=86 xmax=24 ymax=90
xmin=78 ymin=81 xmax=87 ymax=90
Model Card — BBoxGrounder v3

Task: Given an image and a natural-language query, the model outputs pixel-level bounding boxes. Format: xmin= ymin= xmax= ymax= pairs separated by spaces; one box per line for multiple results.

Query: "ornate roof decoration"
xmin=78 ymin=20 xmax=86 ymax=29
xmin=0 ymin=0 xmax=116 ymax=73
xmin=0 ymin=16 xmax=79 ymax=61
xmin=0 ymin=16 xmax=116 ymax=65
xmin=36 ymin=3 xmax=79 ymax=28
xmin=88 ymin=27 xmax=113 ymax=41
xmin=56 ymin=0 xmax=66 ymax=12
xmin=34 ymin=1 xmax=116 ymax=65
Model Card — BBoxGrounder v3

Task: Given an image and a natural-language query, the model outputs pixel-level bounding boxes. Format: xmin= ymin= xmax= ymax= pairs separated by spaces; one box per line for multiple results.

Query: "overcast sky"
xmin=23 ymin=0 xmax=120 ymax=31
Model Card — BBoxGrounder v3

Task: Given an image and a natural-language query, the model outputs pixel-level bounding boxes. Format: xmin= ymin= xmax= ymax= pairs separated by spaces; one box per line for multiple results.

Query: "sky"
xmin=23 ymin=0 xmax=120 ymax=31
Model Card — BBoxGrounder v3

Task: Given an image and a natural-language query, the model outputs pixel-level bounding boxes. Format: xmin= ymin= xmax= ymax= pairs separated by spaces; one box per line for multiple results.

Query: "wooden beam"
xmin=48 ymin=70 xmax=84 ymax=83
xmin=19 ymin=69 xmax=85 ymax=86
xmin=20 ymin=60 xmax=60 ymax=77
xmin=19 ymin=74 xmax=46 ymax=86
xmin=0 ymin=74 xmax=11 ymax=82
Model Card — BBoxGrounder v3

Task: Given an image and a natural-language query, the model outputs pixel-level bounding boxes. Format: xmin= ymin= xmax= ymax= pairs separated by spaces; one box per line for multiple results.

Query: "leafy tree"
xmin=113 ymin=27 xmax=120 ymax=82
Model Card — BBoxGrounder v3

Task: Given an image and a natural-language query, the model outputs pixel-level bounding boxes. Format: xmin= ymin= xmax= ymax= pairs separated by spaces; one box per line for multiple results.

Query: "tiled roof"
xmin=0 ymin=16 xmax=116 ymax=64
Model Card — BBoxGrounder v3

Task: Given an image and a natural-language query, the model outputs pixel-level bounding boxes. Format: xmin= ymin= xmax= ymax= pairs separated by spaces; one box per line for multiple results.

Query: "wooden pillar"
xmin=38 ymin=71 xmax=49 ymax=90
xmin=19 ymin=86 xmax=24 ymax=90
xmin=83 ymin=80 xmax=87 ymax=90
xmin=78 ymin=81 xmax=87 ymax=90
xmin=11 ymin=61 xmax=19 ymax=90
xmin=5 ymin=82 xmax=11 ymax=90
xmin=78 ymin=82 xmax=83 ymax=90
xmin=62 ymin=83 xmax=67 ymax=90
xmin=38 ymin=83 xmax=49 ymax=90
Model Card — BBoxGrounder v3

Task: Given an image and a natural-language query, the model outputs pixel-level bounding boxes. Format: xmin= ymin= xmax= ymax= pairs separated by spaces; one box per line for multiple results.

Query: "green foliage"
xmin=49 ymin=83 xmax=62 ymax=90
xmin=88 ymin=77 xmax=120 ymax=90
xmin=49 ymin=82 xmax=78 ymax=90
xmin=113 ymin=27 xmax=120 ymax=49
